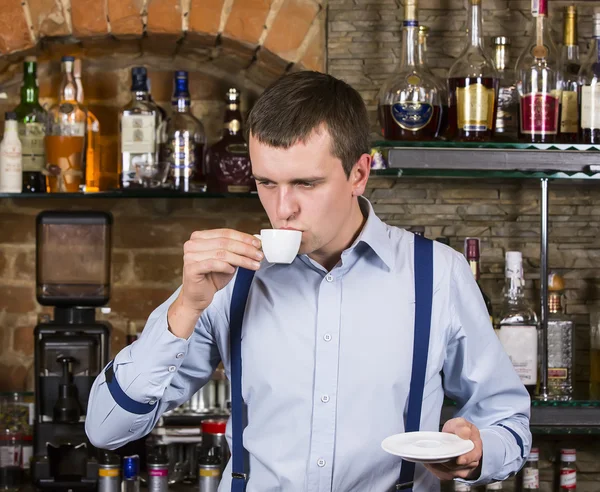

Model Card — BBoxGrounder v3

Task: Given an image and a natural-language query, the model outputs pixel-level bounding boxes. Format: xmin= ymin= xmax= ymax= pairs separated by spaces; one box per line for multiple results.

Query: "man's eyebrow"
xmin=252 ymin=175 xmax=326 ymax=183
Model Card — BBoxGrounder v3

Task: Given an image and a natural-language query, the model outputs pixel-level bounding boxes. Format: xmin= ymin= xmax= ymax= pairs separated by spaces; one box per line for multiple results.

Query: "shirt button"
xmin=168 ymin=366 xmax=176 ymax=373
xmin=325 ymin=274 xmax=333 ymax=282
xmin=323 ymin=334 xmax=332 ymax=342
xmin=148 ymin=399 xmax=157 ymax=405
xmin=317 ymin=459 xmax=326 ymax=467
xmin=321 ymin=395 xmax=330 ymax=403
xmin=176 ymin=353 xmax=184 ymax=359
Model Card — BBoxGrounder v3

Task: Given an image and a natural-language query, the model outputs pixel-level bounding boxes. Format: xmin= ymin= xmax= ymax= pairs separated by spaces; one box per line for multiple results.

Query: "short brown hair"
xmin=246 ymin=71 xmax=370 ymax=178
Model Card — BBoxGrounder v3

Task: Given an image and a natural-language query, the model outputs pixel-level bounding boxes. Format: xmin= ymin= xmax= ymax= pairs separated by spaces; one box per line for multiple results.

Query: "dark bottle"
xmin=464 ymin=238 xmax=493 ymax=324
xmin=559 ymin=5 xmax=580 ymax=143
xmin=446 ymin=0 xmax=498 ymax=142
xmin=206 ymin=88 xmax=255 ymax=193
xmin=14 ymin=57 xmax=46 ymax=193
xmin=578 ymin=8 xmax=600 ymax=144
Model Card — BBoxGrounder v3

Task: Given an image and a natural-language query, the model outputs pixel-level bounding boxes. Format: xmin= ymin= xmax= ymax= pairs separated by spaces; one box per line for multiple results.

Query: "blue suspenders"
xmin=228 ymin=235 xmax=434 ymax=492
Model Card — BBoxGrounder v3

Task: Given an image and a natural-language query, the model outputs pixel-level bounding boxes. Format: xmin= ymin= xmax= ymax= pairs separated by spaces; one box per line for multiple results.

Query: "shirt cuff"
xmin=458 ymin=427 xmax=506 ymax=487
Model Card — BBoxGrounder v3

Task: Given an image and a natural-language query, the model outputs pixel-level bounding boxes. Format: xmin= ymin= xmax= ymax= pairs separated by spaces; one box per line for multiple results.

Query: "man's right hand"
xmin=167 ymin=229 xmax=264 ymax=339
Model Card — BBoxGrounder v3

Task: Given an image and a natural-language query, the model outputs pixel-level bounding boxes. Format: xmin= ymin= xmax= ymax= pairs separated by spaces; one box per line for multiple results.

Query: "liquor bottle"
xmin=559 ymin=449 xmax=576 ymax=490
xmin=578 ymin=8 xmax=600 ymax=144
xmin=73 ymin=59 xmax=102 ymax=192
xmin=0 ymin=112 xmax=23 ymax=193
xmin=485 ymin=483 xmax=502 ymax=491
xmin=522 ymin=448 xmax=540 ymax=490
xmin=492 ymin=37 xmax=518 ymax=141
xmin=378 ymin=0 xmax=442 ymax=141
xmin=497 ymin=251 xmax=539 ymax=396
xmin=454 ymin=482 xmax=471 ymax=492
xmin=547 ymin=272 xmax=574 ymax=401
xmin=120 ymin=67 xmax=163 ymax=189
xmin=417 ymin=25 xmax=447 ymax=137
xmin=164 ymin=71 xmax=207 ymax=192
xmin=559 ymin=5 xmax=580 ymax=143
xmin=13 ymin=57 xmax=46 ymax=193
xmin=121 ymin=455 xmax=140 ymax=492
xmin=446 ymin=0 xmax=498 ymax=142
xmin=45 ymin=56 xmax=87 ymax=193
xmin=464 ymin=238 xmax=493 ymax=324
xmin=206 ymin=88 xmax=254 ymax=193
xmin=515 ymin=0 xmax=562 ymax=143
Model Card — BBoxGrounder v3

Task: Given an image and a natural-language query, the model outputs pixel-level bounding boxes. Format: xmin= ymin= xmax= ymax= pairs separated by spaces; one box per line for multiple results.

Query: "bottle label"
xmin=1 ymin=143 xmax=23 ymax=192
xmin=199 ymin=468 xmax=221 ymax=478
xmin=18 ymin=122 xmax=45 ymax=172
xmin=549 ymin=367 xmax=568 ymax=379
xmin=122 ymin=114 xmax=156 ymax=154
xmin=560 ymin=469 xmax=576 ymax=488
xmin=498 ymin=325 xmax=538 ymax=385
xmin=99 ymin=468 xmax=120 ymax=477
xmin=523 ymin=467 xmax=539 ymax=488
xmin=520 ymin=93 xmax=559 ymax=135
xmin=0 ymin=446 xmax=20 ymax=467
xmin=581 ymin=85 xmax=600 ymax=130
xmin=560 ymin=90 xmax=578 ymax=133
xmin=496 ymin=87 xmax=517 ymax=134
xmin=149 ymin=468 xmax=168 ymax=477
xmin=226 ymin=119 xmax=241 ymax=133
xmin=456 ymin=83 xmax=495 ymax=132
xmin=49 ymin=122 xmax=85 ymax=137
xmin=391 ymin=102 xmax=433 ymax=131
xmin=169 ymin=135 xmax=199 ymax=179
xmin=21 ymin=445 xmax=32 ymax=470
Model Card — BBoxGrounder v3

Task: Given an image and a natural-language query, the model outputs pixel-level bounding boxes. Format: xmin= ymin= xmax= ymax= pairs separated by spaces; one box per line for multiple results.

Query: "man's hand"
xmin=424 ymin=418 xmax=483 ymax=481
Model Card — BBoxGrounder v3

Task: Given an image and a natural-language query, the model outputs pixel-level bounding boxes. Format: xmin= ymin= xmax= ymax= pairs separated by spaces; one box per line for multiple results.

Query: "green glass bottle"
xmin=14 ymin=57 xmax=47 ymax=193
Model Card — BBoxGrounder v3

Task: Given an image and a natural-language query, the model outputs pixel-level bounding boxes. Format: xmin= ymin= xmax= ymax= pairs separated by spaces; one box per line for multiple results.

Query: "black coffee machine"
xmin=31 ymin=211 xmax=112 ymax=491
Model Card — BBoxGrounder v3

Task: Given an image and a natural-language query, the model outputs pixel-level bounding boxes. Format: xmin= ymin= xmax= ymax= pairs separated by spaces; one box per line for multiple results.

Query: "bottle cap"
xmin=505 ymin=251 xmax=523 ymax=278
xmin=24 ymin=56 xmax=37 ymax=63
xmin=528 ymin=448 xmax=539 ymax=460
xmin=548 ymin=272 xmax=565 ymax=292
xmin=122 ymin=455 xmax=139 ymax=479
xmin=4 ymin=112 xmax=16 ymax=121
xmin=226 ymin=88 xmax=240 ymax=103
xmin=561 ymin=448 xmax=576 ymax=462
xmin=202 ymin=419 xmax=227 ymax=435
xmin=61 ymin=56 xmax=75 ymax=62
xmin=464 ymin=237 xmax=480 ymax=260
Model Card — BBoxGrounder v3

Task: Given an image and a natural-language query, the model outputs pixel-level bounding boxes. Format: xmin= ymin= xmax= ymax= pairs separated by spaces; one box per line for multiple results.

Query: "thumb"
xmin=442 ymin=418 xmax=471 ymax=439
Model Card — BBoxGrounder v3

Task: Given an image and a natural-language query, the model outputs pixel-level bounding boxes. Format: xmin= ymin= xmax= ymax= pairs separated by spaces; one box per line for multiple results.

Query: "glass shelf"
xmin=0 ymin=189 xmax=259 ymax=199
xmin=371 ymin=168 xmax=600 ymax=180
xmin=373 ymin=140 xmax=600 ymax=152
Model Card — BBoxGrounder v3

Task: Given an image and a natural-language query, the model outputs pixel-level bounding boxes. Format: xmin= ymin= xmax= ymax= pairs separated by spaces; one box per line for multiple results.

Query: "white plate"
xmin=381 ymin=431 xmax=475 ymax=464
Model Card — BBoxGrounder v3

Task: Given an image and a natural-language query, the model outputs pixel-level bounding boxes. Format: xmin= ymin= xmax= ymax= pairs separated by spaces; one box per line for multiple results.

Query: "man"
xmin=86 ymin=71 xmax=531 ymax=491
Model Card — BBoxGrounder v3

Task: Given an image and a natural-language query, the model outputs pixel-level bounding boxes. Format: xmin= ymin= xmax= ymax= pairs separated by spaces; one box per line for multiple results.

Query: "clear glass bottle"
xmin=378 ymin=0 xmax=442 ymax=141
xmin=0 ymin=112 xmax=22 ymax=194
xmin=45 ymin=56 xmax=87 ymax=193
xmin=578 ymin=8 xmax=600 ymax=144
xmin=559 ymin=449 xmax=576 ymax=490
xmin=447 ymin=0 xmax=498 ymax=141
xmin=120 ymin=67 xmax=164 ymax=189
xmin=492 ymin=37 xmax=519 ymax=141
xmin=547 ymin=272 xmax=574 ymax=401
xmin=559 ymin=5 xmax=580 ymax=143
xmin=164 ymin=71 xmax=207 ymax=193
xmin=74 ymin=58 xmax=101 ymax=192
xmin=13 ymin=57 xmax=46 ymax=193
xmin=206 ymin=88 xmax=254 ymax=194
xmin=522 ymin=447 xmax=540 ymax=490
xmin=497 ymin=251 xmax=539 ymax=396
xmin=516 ymin=0 xmax=562 ymax=143
xmin=0 ymin=427 xmax=22 ymax=492
xmin=464 ymin=238 xmax=493 ymax=325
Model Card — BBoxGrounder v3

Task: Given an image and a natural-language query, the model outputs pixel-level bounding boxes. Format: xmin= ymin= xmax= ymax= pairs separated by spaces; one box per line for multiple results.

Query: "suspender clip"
xmin=232 ymin=472 xmax=248 ymax=481
xmin=396 ymin=481 xmax=414 ymax=490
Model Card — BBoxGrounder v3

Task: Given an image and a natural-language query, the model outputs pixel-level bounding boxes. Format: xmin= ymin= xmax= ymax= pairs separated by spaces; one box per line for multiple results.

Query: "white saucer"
xmin=381 ymin=431 xmax=474 ymax=464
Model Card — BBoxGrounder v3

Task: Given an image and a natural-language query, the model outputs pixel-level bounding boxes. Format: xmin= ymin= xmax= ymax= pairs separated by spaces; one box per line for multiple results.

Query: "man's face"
xmin=249 ymin=127 xmax=368 ymax=257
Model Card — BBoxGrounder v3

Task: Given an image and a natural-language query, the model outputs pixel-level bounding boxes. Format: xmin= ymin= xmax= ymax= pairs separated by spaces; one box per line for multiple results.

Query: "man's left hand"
xmin=424 ymin=418 xmax=483 ymax=481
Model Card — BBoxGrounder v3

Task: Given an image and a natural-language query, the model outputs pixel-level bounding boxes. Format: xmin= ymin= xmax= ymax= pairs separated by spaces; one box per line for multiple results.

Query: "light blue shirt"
xmin=86 ymin=197 xmax=531 ymax=492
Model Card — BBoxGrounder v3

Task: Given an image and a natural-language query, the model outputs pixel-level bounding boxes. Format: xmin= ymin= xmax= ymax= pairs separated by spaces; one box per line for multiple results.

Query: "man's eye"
xmin=258 ymin=181 xmax=275 ymax=187
xmin=297 ymin=182 xmax=315 ymax=188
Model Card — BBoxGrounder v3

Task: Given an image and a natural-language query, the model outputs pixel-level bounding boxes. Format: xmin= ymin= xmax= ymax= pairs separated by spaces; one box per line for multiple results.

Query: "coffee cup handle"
xmin=253 ymin=234 xmax=262 ymax=246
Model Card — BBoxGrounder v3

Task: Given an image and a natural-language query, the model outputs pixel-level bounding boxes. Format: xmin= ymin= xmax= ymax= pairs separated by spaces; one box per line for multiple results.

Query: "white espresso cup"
xmin=254 ymin=229 xmax=302 ymax=264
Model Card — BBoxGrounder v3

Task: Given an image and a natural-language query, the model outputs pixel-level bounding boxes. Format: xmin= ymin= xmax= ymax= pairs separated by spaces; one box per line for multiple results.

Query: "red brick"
xmin=81 ymin=36 xmax=142 ymax=58
xmin=263 ymin=0 xmax=319 ymax=59
xmin=211 ymin=37 xmax=256 ymax=73
xmin=0 ymin=0 xmax=34 ymax=54
xmin=146 ymin=0 xmax=182 ymax=35
xmin=224 ymin=0 xmax=273 ymax=45
xmin=141 ymin=34 xmax=181 ymax=57
xmin=0 ymin=286 xmax=36 ymax=314
xmin=133 ymin=253 xmax=182 ymax=284
xmin=14 ymin=250 xmax=35 ymax=282
xmin=0 ymin=215 xmax=36 ymax=244
xmin=179 ymin=32 xmax=217 ymax=54
xmin=107 ymin=0 xmax=144 ymax=37
xmin=14 ymin=325 xmax=34 ymax=355
xmin=28 ymin=0 xmax=70 ymax=37
xmin=71 ymin=0 xmax=109 ymax=37
xmin=189 ymin=0 xmax=223 ymax=36
xmin=0 ymin=363 xmax=28 ymax=392
xmin=299 ymin=12 xmax=325 ymax=72
xmin=109 ymin=286 xmax=176 ymax=319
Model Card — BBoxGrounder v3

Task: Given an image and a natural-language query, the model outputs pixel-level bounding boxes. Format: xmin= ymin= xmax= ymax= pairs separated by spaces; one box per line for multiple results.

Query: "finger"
xmin=190 ymin=229 xmax=261 ymax=247
xmin=184 ymin=260 xmax=236 ymax=277
xmin=456 ymin=448 xmax=481 ymax=467
xmin=184 ymin=237 xmax=264 ymax=261
xmin=185 ymin=251 xmax=261 ymax=271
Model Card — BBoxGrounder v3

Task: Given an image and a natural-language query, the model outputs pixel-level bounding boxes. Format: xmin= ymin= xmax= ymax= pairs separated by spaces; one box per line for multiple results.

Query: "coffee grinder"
xmin=31 ymin=211 xmax=112 ymax=491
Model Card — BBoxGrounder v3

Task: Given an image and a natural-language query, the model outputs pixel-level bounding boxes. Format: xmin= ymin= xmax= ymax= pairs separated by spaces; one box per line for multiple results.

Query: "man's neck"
xmin=308 ymin=198 xmax=367 ymax=271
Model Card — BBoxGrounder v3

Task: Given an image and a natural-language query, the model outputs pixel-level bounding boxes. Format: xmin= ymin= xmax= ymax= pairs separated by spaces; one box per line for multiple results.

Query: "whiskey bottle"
xmin=378 ymin=0 xmax=442 ymax=141
xmin=547 ymin=273 xmax=573 ymax=401
xmin=447 ymin=0 xmax=498 ymax=142
xmin=497 ymin=251 xmax=539 ymax=396
xmin=559 ymin=5 xmax=580 ymax=143
xmin=13 ymin=57 xmax=46 ymax=193
xmin=464 ymin=238 xmax=493 ymax=324
xmin=516 ymin=0 xmax=562 ymax=143
xmin=522 ymin=448 xmax=540 ymax=490
xmin=578 ymin=8 xmax=600 ymax=144
xmin=492 ymin=37 xmax=518 ymax=141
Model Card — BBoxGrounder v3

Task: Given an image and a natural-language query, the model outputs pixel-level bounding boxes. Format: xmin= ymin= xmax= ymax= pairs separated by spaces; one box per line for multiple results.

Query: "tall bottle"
xmin=206 ymin=88 xmax=254 ymax=193
xmin=497 ymin=251 xmax=539 ymax=396
xmin=164 ymin=71 xmax=207 ymax=192
xmin=0 ymin=113 xmax=23 ymax=193
xmin=559 ymin=449 xmax=576 ymax=491
xmin=13 ymin=57 xmax=46 ymax=193
xmin=559 ymin=5 xmax=580 ymax=143
xmin=120 ymin=67 xmax=163 ymax=189
xmin=522 ymin=448 xmax=540 ymax=490
xmin=73 ymin=58 xmax=101 ymax=192
xmin=464 ymin=238 xmax=493 ymax=324
xmin=378 ymin=0 xmax=442 ymax=141
xmin=45 ymin=56 xmax=87 ymax=193
xmin=516 ymin=0 xmax=562 ymax=143
xmin=492 ymin=37 xmax=519 ymax=141
xmin=446 ymin=0 xmax=498 ymax=142
xmin=578 ymin=8 xmax=600 ymax=144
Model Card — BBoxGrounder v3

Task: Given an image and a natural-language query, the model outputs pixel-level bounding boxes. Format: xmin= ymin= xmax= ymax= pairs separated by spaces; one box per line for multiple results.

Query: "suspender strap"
xmin=229 ymin=268 xmax=255 ymax=492
xmin=397 ymin=235 xmax=434 ymax=491
xmin=104 ymin=360 xmax=158 ymax=415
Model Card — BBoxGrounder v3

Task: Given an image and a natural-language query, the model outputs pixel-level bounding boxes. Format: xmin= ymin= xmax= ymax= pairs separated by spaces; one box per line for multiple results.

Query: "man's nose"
xmin=276 ymin=187 xmax=299 ymax=221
